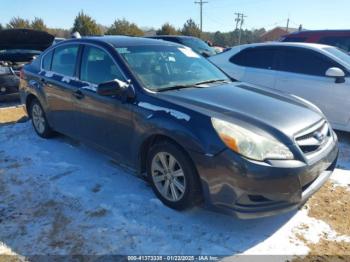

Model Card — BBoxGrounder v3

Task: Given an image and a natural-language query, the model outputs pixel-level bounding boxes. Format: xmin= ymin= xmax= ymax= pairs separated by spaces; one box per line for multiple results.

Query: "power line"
xmin=195 ymin=0 xmax=208 ymax=32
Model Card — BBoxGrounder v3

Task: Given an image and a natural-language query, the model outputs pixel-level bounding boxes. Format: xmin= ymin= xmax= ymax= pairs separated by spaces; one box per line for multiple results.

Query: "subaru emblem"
xmin=314 ymin=131 xmax=325 ymax=143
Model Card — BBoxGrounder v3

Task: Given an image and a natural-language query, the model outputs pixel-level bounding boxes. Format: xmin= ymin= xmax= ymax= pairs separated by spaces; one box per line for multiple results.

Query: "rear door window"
xmin=318 ymin=36 xmax=350 ymax=52
xmin=80 ymin=45 xmax=124 ymax=84
xmin=42 ymin=50 xmax=53 ymax=70
xmin=51 ymin=45 xmax=79 ymax=77
xmin=276 ymin=47 xmax=338 ymax=76
xmin=229 ymin=47 xmax=276 ymax=70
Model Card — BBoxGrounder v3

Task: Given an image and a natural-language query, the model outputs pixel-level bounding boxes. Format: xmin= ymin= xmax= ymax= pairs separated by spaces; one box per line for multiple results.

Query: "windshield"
xmin=180 ymin=38 xmax=216 ymax=55
xmin=324 ymin=47 xmax=350 ymax=69
xmin=116 ymin=45 xmax=229 ymax=91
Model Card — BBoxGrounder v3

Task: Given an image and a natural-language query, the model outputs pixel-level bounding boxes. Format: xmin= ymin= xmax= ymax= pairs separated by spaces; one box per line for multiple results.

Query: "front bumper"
xmin=191 ymin=132 xmax=338 ymax=219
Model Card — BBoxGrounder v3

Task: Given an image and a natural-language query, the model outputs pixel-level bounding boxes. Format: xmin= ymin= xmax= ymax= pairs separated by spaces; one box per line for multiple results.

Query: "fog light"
xmin=0 ymin=87 xmax=6 ymax=93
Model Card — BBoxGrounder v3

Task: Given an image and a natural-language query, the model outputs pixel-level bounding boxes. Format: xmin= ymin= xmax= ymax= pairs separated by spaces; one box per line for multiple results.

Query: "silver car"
xmin=210 ymin=42 xmax=350 ymax=132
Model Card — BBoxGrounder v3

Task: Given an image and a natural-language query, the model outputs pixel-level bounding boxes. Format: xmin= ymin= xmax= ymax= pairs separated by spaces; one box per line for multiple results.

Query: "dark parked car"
xmin=0 ymin=29 xmax=54 ymax=101
xmin=281 ymin=30 xmax=350 ymax=53
xmin=147 ymin=35 xmax=217 ymax=57
xmin=20 ymin=36 xmax=338 ymax=219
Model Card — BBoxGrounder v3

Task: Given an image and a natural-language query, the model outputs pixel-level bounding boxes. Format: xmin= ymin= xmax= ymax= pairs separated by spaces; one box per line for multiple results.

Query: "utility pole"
xmin=286 ymin=17 xmax=290 ymax=31
xmin=195 ymin=0 xmax=208 ymax=32
xmin=235 ymin=12 xmax=247 ymax=45
xmin=234 ymin=13 xmax=241 ymax=31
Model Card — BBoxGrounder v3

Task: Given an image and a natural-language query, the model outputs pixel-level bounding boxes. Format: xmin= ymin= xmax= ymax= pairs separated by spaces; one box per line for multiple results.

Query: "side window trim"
xmin=77 ymin=43 xmax=128 ymax=85
xmin=41 ymin=48 xmax=54 ymax=71
xmin=40 ymin=43 xmax=81 ymax=80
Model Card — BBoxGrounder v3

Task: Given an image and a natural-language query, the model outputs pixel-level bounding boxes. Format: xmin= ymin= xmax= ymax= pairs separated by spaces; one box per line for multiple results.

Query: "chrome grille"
xmin=295 ymin=121 xmax=331 ymax=155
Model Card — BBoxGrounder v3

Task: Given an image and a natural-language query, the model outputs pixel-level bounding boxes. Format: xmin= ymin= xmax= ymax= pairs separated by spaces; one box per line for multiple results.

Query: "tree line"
xmin=0 ymin=11 xmax=266 ymax=47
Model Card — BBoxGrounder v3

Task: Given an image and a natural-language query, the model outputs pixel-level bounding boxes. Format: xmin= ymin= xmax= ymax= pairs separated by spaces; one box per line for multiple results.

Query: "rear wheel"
xmin=147 ymin=141 xmax=202 ymax=210
xmin=30 ymin=99 xmax=54 ymax=138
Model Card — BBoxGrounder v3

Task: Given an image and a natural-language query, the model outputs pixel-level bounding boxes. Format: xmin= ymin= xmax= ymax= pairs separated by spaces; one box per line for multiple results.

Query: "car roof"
xmin=57 ymin=35 xmax=182 ymax=47
xmin=286 ymin=29 xmax=350 ymax=36
xmin=146 ymin=35 xmax=196 ymax=39
xmin=237 ymin=42 xmax=331 ymax=51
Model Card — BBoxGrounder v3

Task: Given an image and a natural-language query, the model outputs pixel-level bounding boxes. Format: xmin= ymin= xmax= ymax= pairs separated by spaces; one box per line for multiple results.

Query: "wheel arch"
xmin=139 ymin=133 xmax=198 ymax=177
xmin=25 ymin=94 xmax=38 ymax=118
xmin=139 ymin=133 xmax=204 ymax=205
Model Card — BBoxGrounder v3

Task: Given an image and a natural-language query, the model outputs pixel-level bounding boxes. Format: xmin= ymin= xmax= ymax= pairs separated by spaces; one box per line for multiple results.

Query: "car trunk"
xmin=0 ymin=29 xmax=54 ymax=97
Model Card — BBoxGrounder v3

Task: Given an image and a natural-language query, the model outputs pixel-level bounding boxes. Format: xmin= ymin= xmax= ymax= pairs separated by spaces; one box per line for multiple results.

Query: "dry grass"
xmin=0 ymin=106 xmax=27 ymax=125
xmin=294 ymin=239 xmax=350 ymax=261
xmin=307 ymin=182 xmax=350 ymax=236
xmin=293 ymin=182 xmax=350 ymax=261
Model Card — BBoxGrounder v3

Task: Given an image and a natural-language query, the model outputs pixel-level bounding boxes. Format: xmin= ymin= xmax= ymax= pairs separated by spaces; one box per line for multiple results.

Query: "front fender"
xmin=130 ymin=101 xmax=226 ymax=172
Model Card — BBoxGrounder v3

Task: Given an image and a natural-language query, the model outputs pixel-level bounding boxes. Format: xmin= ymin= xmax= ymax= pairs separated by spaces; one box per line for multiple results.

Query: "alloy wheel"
xmin=151 ymin=152 xmax=186 ymax=202
xmin=32 ymin=103 xmax=46 ymax=134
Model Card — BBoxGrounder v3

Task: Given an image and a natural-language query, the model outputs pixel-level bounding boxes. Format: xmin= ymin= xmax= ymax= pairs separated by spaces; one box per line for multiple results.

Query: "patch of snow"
xmin=61 ymin=76 xmax=72 ymax=83
xmin=44 ymin=71 xmax=54 ymax=78
xmin=138 ymin=102 xmax=190 ymax=121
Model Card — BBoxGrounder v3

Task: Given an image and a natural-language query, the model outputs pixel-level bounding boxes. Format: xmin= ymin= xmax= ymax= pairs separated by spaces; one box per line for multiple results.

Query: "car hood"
xmin=0 ymin=29 xmax=54 ymax=51
xmin=157 ymin=82 xmax=323 ymax=139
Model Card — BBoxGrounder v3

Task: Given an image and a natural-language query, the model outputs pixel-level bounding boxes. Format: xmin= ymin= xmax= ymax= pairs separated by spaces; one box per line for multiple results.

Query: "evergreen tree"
xmin=7 ymin=17 xmax=30 ymax=29
xmin=156 ymin=23 xmax=179 ymax=35
xmin=181 ymin=19 xmax=201 ymax=37
xmin=106 ymin=19 xmax=144 ymax=36
xmin=31 ymin=17 xmax=47 ymax=31
xmin=71 ymin=11 xmax=102 ymax=36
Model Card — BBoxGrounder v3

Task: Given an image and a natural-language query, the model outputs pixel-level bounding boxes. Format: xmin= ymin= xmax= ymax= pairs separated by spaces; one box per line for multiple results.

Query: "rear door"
xmin=74 ymin=44 xmax=135 ymax=163
xmin=229 ymin=46 xmax=278 ymax=88
xmin=274 ymin=46 xmax=350 ymax=127
xmin=39 ymin=44 xmax=81 ymax=136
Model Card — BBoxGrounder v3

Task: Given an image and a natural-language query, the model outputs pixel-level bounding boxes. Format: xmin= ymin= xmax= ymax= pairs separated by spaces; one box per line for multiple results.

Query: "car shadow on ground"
xmin=0 ymin=99 xmax=22 ymax=109
xmin=0 ymin=122 xmax=301 ymax=256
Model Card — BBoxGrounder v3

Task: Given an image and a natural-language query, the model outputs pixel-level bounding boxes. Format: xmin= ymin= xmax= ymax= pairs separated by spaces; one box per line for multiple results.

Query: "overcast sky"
xmin=0 ymin=0 xmax=349 ymax=32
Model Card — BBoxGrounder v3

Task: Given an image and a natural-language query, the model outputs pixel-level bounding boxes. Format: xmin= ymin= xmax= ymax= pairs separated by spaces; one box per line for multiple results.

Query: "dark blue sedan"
xmin=19 ymin=36 xmax=338 ymax=219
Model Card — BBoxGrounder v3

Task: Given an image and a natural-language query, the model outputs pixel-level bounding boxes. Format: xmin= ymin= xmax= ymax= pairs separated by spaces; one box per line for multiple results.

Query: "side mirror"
xmin=97 ymin=79 xmax=135 ymax=101
xmin=325 ymin=67 xmax=346 ymax=83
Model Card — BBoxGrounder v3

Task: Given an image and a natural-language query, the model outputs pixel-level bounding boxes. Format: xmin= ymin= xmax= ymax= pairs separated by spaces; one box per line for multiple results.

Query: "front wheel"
xmin=146 ymin=141 xmax=202 ymax=210
xmin=30 ymin=99 xmax=54 ymax=138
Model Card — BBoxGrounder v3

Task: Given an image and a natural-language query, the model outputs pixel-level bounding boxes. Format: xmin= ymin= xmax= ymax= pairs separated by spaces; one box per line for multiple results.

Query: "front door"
xmin=74 ymin=44 xmax=135 ymax=163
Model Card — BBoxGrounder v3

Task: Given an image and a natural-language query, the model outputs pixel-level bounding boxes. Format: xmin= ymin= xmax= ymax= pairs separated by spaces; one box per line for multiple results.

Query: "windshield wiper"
xmin=156 ymin=84 xmax=196 ymax=92
xmin=193 ymin=79 xmax=230 ymax=86
xmin=156 ymin=79 xmax=230 ymax=92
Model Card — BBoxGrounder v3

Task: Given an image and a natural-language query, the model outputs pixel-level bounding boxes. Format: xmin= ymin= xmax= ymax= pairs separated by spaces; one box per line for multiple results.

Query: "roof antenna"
xmin=71 ymin=31 xmax=81 ymax=39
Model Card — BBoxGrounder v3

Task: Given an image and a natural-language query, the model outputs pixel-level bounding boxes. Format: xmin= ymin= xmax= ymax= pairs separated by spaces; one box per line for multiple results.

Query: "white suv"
xmin=210 ymin=42 xmax=350 ymax=132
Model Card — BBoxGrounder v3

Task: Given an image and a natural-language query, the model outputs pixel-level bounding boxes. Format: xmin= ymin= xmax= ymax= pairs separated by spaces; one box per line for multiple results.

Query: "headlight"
xmin=211 ymin=118 xmax=294 ymax=161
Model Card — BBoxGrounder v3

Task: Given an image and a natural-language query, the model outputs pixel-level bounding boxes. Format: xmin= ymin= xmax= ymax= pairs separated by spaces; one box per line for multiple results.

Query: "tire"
xmin=29 ymin=99 xmax=54 ymax=138
xmin=146 ymin=140 xmax=202 ymax=210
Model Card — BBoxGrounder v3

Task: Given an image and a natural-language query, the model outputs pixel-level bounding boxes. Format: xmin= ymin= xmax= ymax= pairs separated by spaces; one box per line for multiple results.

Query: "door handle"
xmin=40 ymin=78 xmax=47 ymax=84
xmin=73 ymin=90 xmax=84 ymax=99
